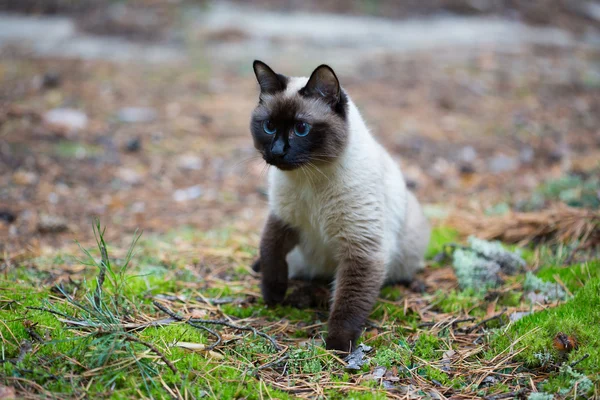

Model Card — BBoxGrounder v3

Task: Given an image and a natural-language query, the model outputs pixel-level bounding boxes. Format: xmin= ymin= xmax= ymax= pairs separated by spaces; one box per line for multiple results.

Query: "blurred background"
xmin=1 ymin=0 xmax=599 ymax=253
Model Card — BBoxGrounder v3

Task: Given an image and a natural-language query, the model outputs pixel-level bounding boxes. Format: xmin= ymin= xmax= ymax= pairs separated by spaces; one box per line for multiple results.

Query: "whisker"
xmin=307 ymin=161 xmax=330 ymax=183
xmin=301 ymin=164 xmax=316 ymax=191
xmin=233 ymin=154 xmax=263 ymax=169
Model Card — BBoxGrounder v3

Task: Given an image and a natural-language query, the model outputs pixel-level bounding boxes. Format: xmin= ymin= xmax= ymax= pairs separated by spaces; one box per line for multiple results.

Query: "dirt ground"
xmin=1 ymin=4 xmax=599 ymax=252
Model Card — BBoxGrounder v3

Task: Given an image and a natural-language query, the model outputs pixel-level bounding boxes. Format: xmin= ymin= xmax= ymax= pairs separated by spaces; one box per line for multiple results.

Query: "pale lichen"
xmin=451 ymin=236 xmax=525 ymax=291
xmin=527 ymin=392 xmax=554 ymax=400
xmin=468 ymin=236 xmax=526 ymax=275
xmin=524 ymin=272 xmax=567 ymax=302
xmin=452 ymin=248 xmax=501 ymax=290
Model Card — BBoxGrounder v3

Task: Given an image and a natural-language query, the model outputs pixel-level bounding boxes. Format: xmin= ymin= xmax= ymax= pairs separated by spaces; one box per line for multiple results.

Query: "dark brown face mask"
xmin=249 ymin=60 xmax=349 ymax=171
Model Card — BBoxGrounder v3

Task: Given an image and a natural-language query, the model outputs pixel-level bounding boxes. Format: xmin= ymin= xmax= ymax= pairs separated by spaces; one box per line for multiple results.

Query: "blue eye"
xmin=294 ymin=121 xmax=311 ymax=137
xmin=263 ymin=120 xmax=277 ymax=135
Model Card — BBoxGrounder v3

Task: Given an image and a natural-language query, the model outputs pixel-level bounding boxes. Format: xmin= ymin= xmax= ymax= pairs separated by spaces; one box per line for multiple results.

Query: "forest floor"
xmin=1 ymin=1 xmax=600 ymax=399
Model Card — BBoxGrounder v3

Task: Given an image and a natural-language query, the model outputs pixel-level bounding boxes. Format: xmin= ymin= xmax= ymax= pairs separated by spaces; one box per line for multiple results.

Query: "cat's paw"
xmin=325 ymin=330 xmax=359 ymax=353
xmin=261 ymin=278 xmax=287 ymax=306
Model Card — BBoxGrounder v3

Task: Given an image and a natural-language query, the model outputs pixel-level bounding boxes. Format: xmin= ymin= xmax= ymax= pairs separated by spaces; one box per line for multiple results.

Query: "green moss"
xmin=221 ymin=303 xmax=317 ymax=324
xmin=286 ymin=343 xmax=335 ymax=375
xmin=540 ymin=365 xmax=595 ymax=397
xmin=370 ymin=302 xmax=417 ymax=323
xmin=498 ymin=290 xmax=523 ymax=307
xmin=413 ymin=334 xmax=442 ymax=360
xmin=379 ymin=286 xmax=403 ymax=301
xmin=418 ymin=365 xmax=453 ymax=386
xmin=489 ymin=278 xmax=600 ymax=376
xmin=432 ymin=289 xmax=485 ymax=315
xmin=425 ymin=226 xmax=459 ymax=260
xmin=372 ymin=346 xmax=410 ymax=368
xmin=536 ymin=261 xmax=600 ymax=293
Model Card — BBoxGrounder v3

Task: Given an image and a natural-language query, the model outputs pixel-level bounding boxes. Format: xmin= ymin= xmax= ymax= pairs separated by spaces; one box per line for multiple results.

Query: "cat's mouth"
xmin=263 ymin=155 xmax=304 ymax=171
xmin=266 ymin=160 xmax=303 ymax=171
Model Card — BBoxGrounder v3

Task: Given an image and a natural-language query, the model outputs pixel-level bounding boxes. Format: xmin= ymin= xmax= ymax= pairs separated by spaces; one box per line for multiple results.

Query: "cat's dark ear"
xmin=253 ymin=60 xmax=286 ymax=94
xmin=303 ymin=65 xmax=341 ymax=104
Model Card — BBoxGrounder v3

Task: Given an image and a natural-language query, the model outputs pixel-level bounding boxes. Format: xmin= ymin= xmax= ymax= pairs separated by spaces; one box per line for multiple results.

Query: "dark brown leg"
xmin=258 ymin=213 xmax=299 ymax=306
xmin=326 ymin=254 xmax=385 ymax=352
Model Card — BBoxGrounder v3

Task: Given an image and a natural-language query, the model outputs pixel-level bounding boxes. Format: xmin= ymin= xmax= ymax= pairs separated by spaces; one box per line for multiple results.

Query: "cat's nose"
xmin=270 ymin=137 xmax=287 ymax=158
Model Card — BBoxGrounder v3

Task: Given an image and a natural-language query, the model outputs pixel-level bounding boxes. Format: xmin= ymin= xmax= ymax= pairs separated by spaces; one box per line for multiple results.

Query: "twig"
xmin=56 ymin=317 xmax=176 ymax=331
xmin=0 ymin=340 xmax=32 ymax=365
xmin=124 ymin=335 xmax=178 ymax=374
xmin=419 ymin=317 xmax=475 ymax=328
xmin=570 ymin=353 xmax=590 ymax=368
xmin=153 ymin=301 xmax=222 ymax=350
xmin=187 ymin=317 xmax=280 ymax=351
xmin=257 ymin=351 xmax=289 ymax=371
xmin=464 ymin=308 xmax=507 ymax=333
xmin=153 ymin=301 xmax=281 ymax=351
xmin=484 ymin=388 xmax=527 ymax=400
xmin=26 ymin=328 xmax=44 ymax=343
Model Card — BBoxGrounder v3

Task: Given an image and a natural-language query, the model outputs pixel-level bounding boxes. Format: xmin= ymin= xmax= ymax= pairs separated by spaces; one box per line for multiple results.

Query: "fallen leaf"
xmin=553 ymin=332 xmax=578 ymax=353
xmin=344 ymin=343 xmax=373 ymax=370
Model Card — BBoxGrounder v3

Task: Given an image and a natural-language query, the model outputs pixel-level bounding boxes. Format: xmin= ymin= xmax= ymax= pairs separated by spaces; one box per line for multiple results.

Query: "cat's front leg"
xmin=326 ymin=253 xmax=385 ymax=352
xmin=258 ymin=213 xmax=299 ymax=306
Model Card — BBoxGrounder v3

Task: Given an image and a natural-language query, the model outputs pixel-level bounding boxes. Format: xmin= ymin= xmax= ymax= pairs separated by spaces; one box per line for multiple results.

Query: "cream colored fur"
xmin=268 ymin=77 xmax=430 ymax=283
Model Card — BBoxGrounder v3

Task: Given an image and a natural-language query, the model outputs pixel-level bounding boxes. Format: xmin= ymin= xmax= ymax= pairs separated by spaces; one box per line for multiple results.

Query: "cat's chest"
xmin=269 ymin=171 xmax=338 ymax=234
xmin=275 ymin=185 xmax=325 ymax=230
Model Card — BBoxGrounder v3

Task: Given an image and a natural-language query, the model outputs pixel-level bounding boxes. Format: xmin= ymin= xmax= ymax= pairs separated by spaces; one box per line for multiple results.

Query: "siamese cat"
xmin=249 ymin=60 xmax=430 ymax=352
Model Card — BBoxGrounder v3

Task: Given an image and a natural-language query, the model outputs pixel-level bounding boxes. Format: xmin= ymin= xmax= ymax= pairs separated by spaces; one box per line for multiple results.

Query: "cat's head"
xmin=250 ymin=61 xmax=348 ymax=171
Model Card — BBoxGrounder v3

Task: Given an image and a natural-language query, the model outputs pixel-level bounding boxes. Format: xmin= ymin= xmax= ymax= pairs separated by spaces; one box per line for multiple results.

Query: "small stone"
xmin=117 ymin=107 xmax=157 ymax=123
xmin=48 ymin=192 xmax=59 ymax=204
xmin=131 ymin=202 xmax=145 ymax=213
xmin=547 ymin=148 xmax=565 ymax=164
xmin=44 ymin=108 xmax=88 ymax=133
xmin=173 ymin=185 xmax=203 ymax=202
xmin=519 ymin=146 xmax=535 ymax=164
xmin=125 ymin=137 xmax=141 ymax=152
xmin=480 ymin=376 xmax=498 ymax=387
xmin=12 ymin=170 xmax=38 ymax=185
xmin=489 ymin=153 xmax=519 ymax=173
xmin=42 ymin=71 xmax=61 ymax=89
xmin=459 ymin=163 xmax=476 ymax=174
xmin=177 ymin=154 xmax=203 ymax=171
xmin=116 ymin=167 xmax=143 ymax=185
xmin=37 ymin=214 xmax=68 ymax=233
xmin=458 ymin=146 xmax=477 ymax=164
xmin=0 ymin=210 xmax=16 ymax=224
